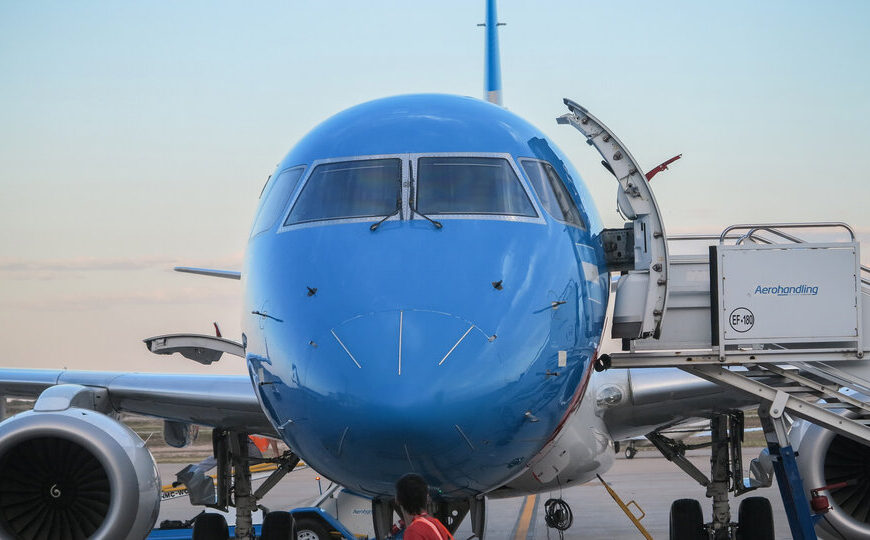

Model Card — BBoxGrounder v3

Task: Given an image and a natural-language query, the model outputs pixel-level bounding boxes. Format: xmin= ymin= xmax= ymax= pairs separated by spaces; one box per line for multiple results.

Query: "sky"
xmin=1 ymin=1 xmax=868 ymax=375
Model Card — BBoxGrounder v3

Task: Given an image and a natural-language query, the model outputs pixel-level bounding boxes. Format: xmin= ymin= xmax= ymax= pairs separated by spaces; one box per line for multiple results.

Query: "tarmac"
xmin=156 ymin=448 xmax=792 ymax=539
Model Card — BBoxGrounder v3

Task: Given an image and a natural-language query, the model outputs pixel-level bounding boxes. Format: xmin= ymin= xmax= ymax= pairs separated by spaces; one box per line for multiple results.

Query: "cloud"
xmin=5 ymin=286 xmax=240 ymax=311
xmin=0 ymin=253 xmax=244 ymax=280
xmin=0 ymin=256 xmax=173 ymax=272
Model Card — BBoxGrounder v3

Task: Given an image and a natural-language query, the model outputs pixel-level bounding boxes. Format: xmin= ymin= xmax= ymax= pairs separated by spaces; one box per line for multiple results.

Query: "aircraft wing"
xmin=0 ymin=369 xmax=276 ymax=436
xmin=597 ymin=367 xmax=766 ymax=442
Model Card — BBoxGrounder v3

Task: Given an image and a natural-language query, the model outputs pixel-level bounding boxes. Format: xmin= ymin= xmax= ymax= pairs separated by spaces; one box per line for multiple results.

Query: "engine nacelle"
xmin=794 ymin=419 xmax=870 ymax=539
xmin=0 ymin=390 xmax=161 ymax=539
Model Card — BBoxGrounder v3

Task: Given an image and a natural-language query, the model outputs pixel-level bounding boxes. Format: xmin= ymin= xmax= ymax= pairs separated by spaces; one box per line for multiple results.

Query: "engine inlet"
xmin=824 ymin=435 xmax=870 ymax=523
xmin=0 ymin=437 xmax=110 ymax=539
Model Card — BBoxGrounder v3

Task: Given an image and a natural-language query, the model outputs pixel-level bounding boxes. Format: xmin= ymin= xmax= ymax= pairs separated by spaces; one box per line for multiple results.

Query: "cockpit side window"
xmin=251 ymin=166 xmax=305 ymax=237
xmin=521 ymin=160 xmax=586 ymax=229
xmin=416 ymin=157 xmax=537 ymax=217
xmin=284 ymin=158 xmax=402 ymax=226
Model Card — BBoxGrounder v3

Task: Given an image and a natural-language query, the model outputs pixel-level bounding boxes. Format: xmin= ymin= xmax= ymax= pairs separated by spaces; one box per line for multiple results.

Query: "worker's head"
xmin=395 ymin=473 xmax=428 ymax=515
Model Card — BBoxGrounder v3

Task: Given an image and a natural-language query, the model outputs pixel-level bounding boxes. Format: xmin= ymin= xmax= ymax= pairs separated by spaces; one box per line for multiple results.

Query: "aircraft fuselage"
xmin=243 ymin=94 xmax=609 ymax=497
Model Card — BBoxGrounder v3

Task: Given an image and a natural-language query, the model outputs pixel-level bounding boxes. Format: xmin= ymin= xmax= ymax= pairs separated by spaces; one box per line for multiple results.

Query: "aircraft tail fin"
xmin=483 ymin=0 xmax=504 ymax=106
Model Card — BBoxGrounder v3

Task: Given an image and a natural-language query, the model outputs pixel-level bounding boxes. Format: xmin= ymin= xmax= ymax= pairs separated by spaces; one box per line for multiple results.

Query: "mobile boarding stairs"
xmin=559 ymin=99 xmax=870 ymax=540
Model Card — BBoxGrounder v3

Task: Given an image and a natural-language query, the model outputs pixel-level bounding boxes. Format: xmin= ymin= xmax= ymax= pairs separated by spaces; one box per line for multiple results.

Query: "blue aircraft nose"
xmin=278 ymin=309 xmax=548 ymax=496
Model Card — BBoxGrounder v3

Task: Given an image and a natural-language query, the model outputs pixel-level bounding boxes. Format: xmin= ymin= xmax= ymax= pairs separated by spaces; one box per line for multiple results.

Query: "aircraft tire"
xmin=261 ymin=511 xmax=294 ymax=539
xmin=294 ymin=517 xmax=331 ymax=540
xmin=669 ymin=498 xmax=705 ymax=540
xmin=625 ymin=445 xmax=637 ymax=459
xmin=736 ymin=497 xmax=774 ymax=540
xmin=192 ymin=513 xmax=229 ymax=540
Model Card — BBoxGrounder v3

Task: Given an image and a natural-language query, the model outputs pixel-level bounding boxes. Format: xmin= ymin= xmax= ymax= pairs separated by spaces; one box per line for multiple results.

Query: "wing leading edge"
xmin=0 ymin=369 xmax=275 ymax=436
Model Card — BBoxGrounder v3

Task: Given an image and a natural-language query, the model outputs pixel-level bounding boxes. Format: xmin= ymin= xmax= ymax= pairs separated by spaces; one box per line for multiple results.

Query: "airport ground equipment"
xmin=596 ymin=224 xmax=870 ymax=540
xmin=152 ymin=485 xmax=365 ymax=540
xmin=150 ymin=508 xmax=359 ymax=540
xmin=561 ymin=100 xmax=870 ymax=540
xmin=597 ymin=474 xmax=653 ymax=539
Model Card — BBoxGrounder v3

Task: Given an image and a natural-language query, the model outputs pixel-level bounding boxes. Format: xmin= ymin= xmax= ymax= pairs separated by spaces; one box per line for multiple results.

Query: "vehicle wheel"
xmin=670 ymin=498 xmax=705 ymax=540
xmin=192 ymin=513 xmax=229 ymax=540
xmin=625 ymin=445 xmax=637 ymax=459
xmin=294 ymin=517 xmax=331 ymax=540
xmin=261 ymin=510 xmax=294 ymax=539
xmin=737 ymin=497 xmax=774 ymax=540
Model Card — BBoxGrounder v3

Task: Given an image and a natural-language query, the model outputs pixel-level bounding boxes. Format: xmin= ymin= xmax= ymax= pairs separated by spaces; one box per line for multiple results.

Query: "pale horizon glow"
xmin=1 ymin=1 xmax=868 ymax=374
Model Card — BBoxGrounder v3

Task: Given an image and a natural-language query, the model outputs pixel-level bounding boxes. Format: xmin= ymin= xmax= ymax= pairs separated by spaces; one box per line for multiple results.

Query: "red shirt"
xmin=403 ymin=514 xmax=453 ymax=540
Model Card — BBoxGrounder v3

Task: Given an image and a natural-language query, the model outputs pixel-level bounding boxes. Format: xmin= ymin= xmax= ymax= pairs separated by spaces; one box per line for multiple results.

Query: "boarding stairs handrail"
xmin=670 ymin=227 xmax=870 ymax=287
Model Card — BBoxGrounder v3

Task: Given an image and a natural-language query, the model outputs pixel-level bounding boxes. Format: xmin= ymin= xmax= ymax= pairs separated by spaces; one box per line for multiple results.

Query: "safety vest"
xmin=409 ymin=514 xmax=453 ymax=540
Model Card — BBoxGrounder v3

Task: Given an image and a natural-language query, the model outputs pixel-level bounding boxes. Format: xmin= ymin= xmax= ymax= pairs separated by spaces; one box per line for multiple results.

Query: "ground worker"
xmin=395 ymin=473 xmax=453 ymax=540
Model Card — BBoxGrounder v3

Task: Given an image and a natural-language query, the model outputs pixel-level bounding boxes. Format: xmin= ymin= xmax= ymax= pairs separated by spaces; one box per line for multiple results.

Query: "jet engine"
xmin=0 ymin=385 xmax=161 ymax=540
xmin=794 ymin=419 xmax=870 ymax=539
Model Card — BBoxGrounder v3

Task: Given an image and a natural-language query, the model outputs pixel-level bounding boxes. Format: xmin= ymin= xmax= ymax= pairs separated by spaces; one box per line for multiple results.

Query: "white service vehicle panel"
xmin=719 ymin=243 xmax=861 ymax=344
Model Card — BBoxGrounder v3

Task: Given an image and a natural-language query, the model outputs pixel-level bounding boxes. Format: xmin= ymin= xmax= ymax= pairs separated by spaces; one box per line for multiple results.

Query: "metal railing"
xmin=722 ymin=223 xmax=866 ymax=286
xmin=668 ymin=224 xmax=868 ymax=286
xmin=720 ymin=222 xmax=855 ymax=244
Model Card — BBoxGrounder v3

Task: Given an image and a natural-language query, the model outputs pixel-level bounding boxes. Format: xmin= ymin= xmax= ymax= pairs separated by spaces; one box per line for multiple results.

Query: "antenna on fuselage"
xmin=478 ymin=0 xmax=505 ymax=106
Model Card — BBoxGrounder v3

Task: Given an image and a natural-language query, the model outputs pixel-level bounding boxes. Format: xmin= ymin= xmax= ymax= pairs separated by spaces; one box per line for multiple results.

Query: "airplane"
xmin=0 ymin=2 xmax=866 ymax=540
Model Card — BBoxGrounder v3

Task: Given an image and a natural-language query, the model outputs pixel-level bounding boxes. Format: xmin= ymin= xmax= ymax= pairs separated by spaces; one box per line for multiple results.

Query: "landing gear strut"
xmin=187 ymin=430 xmax=300 ymax=540
xmin=648 ymin=411 xmax=775 ymax=540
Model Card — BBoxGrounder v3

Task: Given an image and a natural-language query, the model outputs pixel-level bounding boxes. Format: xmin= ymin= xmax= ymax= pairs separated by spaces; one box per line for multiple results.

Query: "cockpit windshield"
xmin=251 ymin=166 xmax=305 ymax=237
xmin=284 ymin=158 xmax=402 ymax=226
xmin=521 ymin=159 xmax=586 ymax=229
xmin=416 ymin=157 xmax=537 ymax=217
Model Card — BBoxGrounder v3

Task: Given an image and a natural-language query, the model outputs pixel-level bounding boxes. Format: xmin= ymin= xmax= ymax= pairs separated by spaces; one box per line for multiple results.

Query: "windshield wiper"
xmin=409 ymin=160 xmax=442 ymax=229
xmin=410 ymin=208 xmax=442 ymax=229
xmin=369 ymin=207 xmax=401 ymax=231
xmin=370 ymin=192 xmax=402 ymax=232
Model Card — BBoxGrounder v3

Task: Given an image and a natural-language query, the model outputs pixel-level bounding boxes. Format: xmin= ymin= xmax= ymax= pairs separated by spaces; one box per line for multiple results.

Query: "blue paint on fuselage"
xmin=243 ymin=94 xmax=608 ymax=498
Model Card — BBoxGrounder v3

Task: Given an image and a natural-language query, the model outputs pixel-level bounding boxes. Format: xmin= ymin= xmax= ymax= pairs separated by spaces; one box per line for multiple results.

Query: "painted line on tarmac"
xmin=526 ymin=494 xmax=541 ymax=540
xmin=512 ymin=494 xmax=537 ymax=540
